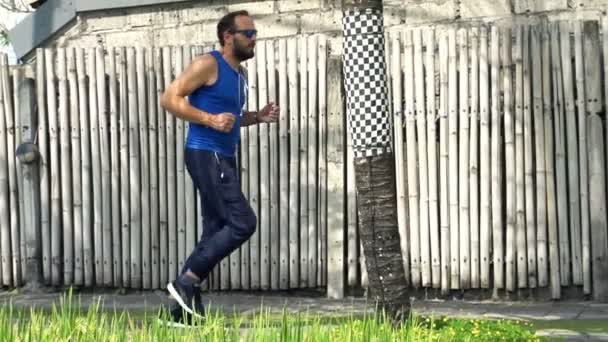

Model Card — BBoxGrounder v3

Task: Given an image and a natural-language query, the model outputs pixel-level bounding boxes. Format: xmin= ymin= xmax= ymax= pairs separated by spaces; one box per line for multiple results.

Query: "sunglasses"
xmin=231 ymin=29 xmax=257 ymax=38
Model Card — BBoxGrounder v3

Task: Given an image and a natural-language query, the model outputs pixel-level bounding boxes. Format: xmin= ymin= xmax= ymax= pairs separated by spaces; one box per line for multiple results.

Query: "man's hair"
xmin=217 ymin=10 xmax=250 ymax=46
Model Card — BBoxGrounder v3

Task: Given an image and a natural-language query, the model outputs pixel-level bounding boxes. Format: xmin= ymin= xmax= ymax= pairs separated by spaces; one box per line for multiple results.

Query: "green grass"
xmin=0 ymin=292 xmax=542 ymax=342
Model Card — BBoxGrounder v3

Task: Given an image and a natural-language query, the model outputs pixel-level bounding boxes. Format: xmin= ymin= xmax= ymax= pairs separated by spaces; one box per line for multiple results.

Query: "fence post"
xmin=15 ymin=75 xmax=42 ymax=291
xmin=326 ymin=56 xmax=345 ymax=299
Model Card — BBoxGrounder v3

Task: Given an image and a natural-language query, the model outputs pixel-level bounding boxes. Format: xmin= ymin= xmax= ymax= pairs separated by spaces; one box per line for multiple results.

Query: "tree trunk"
xmin=342 ymin=0 xmax=410 ymax=321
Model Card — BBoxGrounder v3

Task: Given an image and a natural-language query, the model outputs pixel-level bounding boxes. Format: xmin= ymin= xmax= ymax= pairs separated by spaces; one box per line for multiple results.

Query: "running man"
xmin=158 ymin=10 xmax=279 ymax=326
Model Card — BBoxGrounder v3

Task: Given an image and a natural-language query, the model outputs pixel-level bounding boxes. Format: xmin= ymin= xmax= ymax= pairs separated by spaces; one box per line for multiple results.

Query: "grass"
xmin=0 ymin=292 xmax=543 ymax=342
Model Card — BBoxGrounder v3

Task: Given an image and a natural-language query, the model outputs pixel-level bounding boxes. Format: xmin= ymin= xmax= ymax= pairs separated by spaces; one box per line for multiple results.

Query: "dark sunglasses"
xmin=231 ymin=29 xmax=257 ymax=38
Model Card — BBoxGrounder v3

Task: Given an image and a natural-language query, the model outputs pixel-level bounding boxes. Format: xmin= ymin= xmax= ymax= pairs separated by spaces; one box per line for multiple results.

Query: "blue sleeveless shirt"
xmin=186 ymin=50 xmax=246 ymax=156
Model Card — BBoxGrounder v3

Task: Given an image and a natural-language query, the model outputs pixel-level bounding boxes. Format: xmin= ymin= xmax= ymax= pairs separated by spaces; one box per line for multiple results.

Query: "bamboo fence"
xmin=1 ymin=21 xmax=608 ymax=300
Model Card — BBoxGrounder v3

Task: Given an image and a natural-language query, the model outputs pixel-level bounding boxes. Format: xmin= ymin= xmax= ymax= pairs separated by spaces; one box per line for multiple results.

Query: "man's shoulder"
xmin=186 ymin=53 xmax=219 ymax=82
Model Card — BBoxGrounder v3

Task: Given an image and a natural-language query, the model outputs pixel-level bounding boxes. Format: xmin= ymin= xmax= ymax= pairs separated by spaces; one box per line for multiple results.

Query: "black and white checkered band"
xmin=342 ymin=7 xmax=392 ymax=159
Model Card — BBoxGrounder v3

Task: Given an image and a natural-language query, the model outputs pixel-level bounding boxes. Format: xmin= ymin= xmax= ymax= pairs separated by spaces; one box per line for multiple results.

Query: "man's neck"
xmin=221 ymin=48 xmax=241 ymax=71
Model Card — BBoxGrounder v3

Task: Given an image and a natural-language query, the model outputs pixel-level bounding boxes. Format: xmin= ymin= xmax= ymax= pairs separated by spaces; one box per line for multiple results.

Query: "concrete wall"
xmin=1 ymin=11 xmax=29 ymax=64
xmin=36 ymin=0 xmax=608 ymax=58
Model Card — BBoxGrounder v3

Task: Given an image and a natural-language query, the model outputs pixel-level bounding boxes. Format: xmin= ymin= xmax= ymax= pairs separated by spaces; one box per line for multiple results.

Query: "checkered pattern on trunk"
xmin=342 ymin=7 xmax=391 ymax=159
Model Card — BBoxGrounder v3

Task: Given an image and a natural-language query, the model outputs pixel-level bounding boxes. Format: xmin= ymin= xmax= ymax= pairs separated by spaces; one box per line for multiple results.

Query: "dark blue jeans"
xmin=181 ymin=148 xmax=256 ymax=281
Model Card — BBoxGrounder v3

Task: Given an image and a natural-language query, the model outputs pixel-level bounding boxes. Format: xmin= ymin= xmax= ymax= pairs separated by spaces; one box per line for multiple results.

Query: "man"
xmin=158 ymin=10 xmax=279 ymax=327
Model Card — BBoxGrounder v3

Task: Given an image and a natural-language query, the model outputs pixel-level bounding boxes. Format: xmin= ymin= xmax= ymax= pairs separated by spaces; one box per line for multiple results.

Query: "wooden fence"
xmin=1 ymin=19 xmax=608 ymax=301
xmin=387 ymin=19 xmax=608 ymax=300
xmin=0 ymin=35 xmax=355 ymax=293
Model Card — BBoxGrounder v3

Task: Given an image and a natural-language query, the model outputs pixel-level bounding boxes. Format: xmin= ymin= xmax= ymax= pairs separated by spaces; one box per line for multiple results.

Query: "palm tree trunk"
xmin=342 ymin=0 xmax=410 ymax=321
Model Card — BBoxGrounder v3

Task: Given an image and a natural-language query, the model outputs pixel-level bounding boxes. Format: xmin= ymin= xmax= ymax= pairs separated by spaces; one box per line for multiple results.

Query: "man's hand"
xmin=257 ymin=102 xmax=279 ymax=123
xmin=209 ymin=113 xmax=236 ymax=133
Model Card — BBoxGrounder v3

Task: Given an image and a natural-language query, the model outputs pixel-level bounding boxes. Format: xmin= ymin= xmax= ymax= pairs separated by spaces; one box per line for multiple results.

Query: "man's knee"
xmin=235 ymin=211 xmax=256 ymax=241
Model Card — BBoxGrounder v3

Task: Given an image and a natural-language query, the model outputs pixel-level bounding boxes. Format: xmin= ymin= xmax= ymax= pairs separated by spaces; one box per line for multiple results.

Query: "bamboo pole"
xmin=257 ymin=42 xmax=270 ymax=290
xmin=0 ymin=54 xmax=11 ymax=286
xmin=298 ymin=36 xmax=308 ymax=288
xmin=515 ymin=26 xmax=528 ymax=289
xmin=503 ymin=26 xmax=516 ymax=292
xmin=212 ymin=43 xmax=221 ymax=292
xmin=278 ymin=39 xmax=289 ymax=290
xmin=287 ymin=37 xmax=299 ymax=289
xmin=172 ymin=46 xmax=185 ymax=280
xmin=413 ymin=29 xmax=431 ymax=288
xmin=163 ymin=46 xmax=177 ymax=282
xmin=479 ymin=26 xmax=491 ymax=289
xmin=318 ymin=35 xmax=328 ymax=287
xmin=347 ymin=131 xmax=360 ymax=287
xmin=559 ymin=22 xmax=582 ymax=286
xmin=246 ymin=48 xmax=259 ymax=290
xmin=182 ymin=47 xmax=197 ymax=290
xmin=148 ymin=48 xmax=159 ymax=289
xmin=18 ymin=67 xmax=42 ymax=287
xmin=438 ymin=31 xmax=450 ymax=293
xmin=551 ymin=23 xmax=571 ymax=286
xmin=36 ymin=49 xmax=51 ymax=284
xmin=391 ymin=30 xmax=408 ymax=289
xmin=96 ymin=47 xmax=113 ymax=287
xmin=531 ymin=25 xmax=548 ymax=289
xmin=404 ymin=29 xmax=421 ymax=288
xmin=117 ymin=47 xmax=130 ymax=288
xmin=457 ymin=28 xmax=470 ymax=289
xmin=447 ymin=28 xmax=459 ymax=289
xmin=155 ymin=47 xmax=167 ymax=289
xmin=108 ymin=48 xmax=121 ymax=287
xmin=588 ymin=116 xmax=608 ymax=301
xmin=390 ymin=30 xmax=406 ymax=278
xmin=88 ymin=48 xmax=104 ymax=286
xmin=56 ymin=48 xmax=73 ymax=286
xmin=491 ymin=26 xmax=504 ymax=289
xmin=307 ymin=34 xmax=318 ymax=288
xmin=238 ymin=46 xmax=249 ymax=291
xmin=267 ymin=39 xmax=280 ymax=290
xmin=326 ymin=56 xmax=345 ymax=298
xmin=543 ymin=25 xmax=560 ymax=299
xmin=425 ymin=29 xmax=440 ymax=288
xmin=127 ymin=47 xmax=141 ymax=288
xmin=45 ymin=48 xmax=61 ymax=286
xmin=182 ymin=46 xmax=196 ymax=286
xmin=1 ymin=56 xmax=20 ymax=286
xmin=76 ymin=49 xmax=93 ymax=287
xmin=12 ymin=67 xmax=25 ymax=283
xmin=468 ymin=27 xmax=480 ymax=289
xmin=574 ymin=21 xmax=589 ymax=295
xmin=136 ymin=47 xmax=151 ymax=289
xmin=345 ymin=51 xmax=360 ymax=289
xmin=67 ymin=48 xmax=83 ymax=286
xmin=589 ymin=19 xmax=608 ymax=302
xmin=523 ymin=25 xmax=537 ymax=288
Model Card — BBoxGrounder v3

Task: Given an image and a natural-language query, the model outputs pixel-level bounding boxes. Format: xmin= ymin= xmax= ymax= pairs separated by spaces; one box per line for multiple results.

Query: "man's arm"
xmin=160 ymin=55 xmax=235 ymax=133
xmin=240 ymin=111 xmax=260 ymax=126
xmin=241 ymin=102 xmax=280 ymax=126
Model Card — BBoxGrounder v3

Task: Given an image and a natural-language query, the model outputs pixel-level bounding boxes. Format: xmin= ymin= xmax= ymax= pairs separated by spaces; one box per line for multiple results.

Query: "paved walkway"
xmin=1 ymin=289 xmax=607 ymax=340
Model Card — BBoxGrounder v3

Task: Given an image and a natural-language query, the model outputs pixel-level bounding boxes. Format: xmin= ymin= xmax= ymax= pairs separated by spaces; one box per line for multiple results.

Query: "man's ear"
xmin=223 ymin=31 xmax=232 ymax=46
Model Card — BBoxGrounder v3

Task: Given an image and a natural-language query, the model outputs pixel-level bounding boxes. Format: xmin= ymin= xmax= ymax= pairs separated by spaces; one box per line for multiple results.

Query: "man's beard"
xmin=234 ymin=40 xmax=255 ymax=61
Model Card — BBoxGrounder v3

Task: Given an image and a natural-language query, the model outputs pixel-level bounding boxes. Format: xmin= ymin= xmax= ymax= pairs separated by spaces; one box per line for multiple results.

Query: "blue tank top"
xmin=186 ymin=50 xmax=247 ymax=156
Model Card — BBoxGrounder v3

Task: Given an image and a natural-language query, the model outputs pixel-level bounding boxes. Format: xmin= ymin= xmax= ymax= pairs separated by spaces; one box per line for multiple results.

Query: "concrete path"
xmin=1 ymin=289 xmax=607 ymax=340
